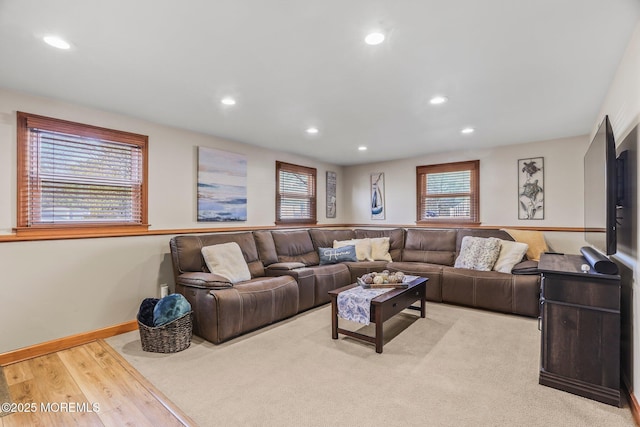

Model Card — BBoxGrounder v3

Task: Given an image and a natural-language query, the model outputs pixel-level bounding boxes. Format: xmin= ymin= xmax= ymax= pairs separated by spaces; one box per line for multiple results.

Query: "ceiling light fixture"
xmin=221 ymin=97 xmax=236 ymax=106
xmin=43 ymin=35 xmax=70 ymax=50
xmin=364 ymin=32 xmax=385 ymax=45
xmin=461 ymin=127 xmax=475 ymax=134
xmin=306 ymin=127 xmax=319 ymax=135
xmin=358 ymin=146 xmax=368 ymax=151
xmin=429 ymin=96 xmax=448 ymax=105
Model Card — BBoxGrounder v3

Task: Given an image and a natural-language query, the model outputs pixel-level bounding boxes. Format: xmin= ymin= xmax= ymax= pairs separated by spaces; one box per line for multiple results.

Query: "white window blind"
xmin=276 ymin=161 xmax=317 ymax=224
xmin=17 ymin=112 xmax=148 ymax=229
xmin=417 ymin=160 xmax=479 ymax=223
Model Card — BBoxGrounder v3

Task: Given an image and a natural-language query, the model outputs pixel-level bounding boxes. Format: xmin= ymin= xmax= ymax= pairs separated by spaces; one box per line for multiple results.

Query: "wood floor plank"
xmin=57 ymin=345 xmax=158 ymax=427
xmin=5 ymin=378 xmax=59 ymax=427
xmin=84 ymin=341 xmax=186 ymax=427
xmin=96 ymin=340 xmax=197 ymax=427
xmin=3 ymin=362 xmax=32 ymax=386
xmin=2 ymin=341 xmax=193 ymax=427
xmin=27 ymin=353 xmax=103 ymax=426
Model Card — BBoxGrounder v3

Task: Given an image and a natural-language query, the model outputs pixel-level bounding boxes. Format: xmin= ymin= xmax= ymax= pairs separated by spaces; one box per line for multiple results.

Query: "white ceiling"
xmin=1 ymin=1 xmax=639 ymax=165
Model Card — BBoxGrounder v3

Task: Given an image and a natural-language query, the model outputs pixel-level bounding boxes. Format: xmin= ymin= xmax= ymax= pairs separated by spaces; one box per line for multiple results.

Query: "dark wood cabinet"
xmin=538 ymin=253 xmax=621 ymax=407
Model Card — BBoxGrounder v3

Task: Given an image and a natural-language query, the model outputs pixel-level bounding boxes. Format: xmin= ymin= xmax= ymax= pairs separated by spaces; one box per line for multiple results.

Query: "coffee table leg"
xmin=331 ymin=296 xmax=338 ymax=339
xmin=375 ymin=307 xmax=383 ymax=353
xmin=421 ymin=285 xmax=426 ymax=318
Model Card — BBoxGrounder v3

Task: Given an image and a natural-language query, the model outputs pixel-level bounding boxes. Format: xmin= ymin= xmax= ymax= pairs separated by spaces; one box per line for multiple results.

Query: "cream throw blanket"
xmin=201 ymin=242 xmax=251 ymax=283
xmin=502 ymin=228 xmax=549 ymax=261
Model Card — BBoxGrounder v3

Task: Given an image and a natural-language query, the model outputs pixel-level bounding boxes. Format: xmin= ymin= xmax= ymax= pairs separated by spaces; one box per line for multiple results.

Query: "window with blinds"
xmin=275 ymin=161 xmax=317 ymax=224
xmin=17 ymin=112 xmax=148 ymax=236
xmin=416 ymin=160 xmax=479 ymax=224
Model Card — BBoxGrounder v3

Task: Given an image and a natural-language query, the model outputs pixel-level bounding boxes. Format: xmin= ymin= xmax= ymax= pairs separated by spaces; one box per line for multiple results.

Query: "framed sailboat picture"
xmin=370 ymin=172 xmax=385 ymax=220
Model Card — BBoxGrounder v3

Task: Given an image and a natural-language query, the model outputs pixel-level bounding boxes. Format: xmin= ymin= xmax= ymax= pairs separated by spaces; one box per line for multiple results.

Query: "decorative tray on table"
xmin=357 ymin=271 xmax=409 ymax=289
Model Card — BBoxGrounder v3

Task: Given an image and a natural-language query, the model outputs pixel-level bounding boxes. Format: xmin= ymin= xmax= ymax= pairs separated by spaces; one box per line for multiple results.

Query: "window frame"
xmin=16 ymin=112 xmax=149 ymax=238
xmin=275 ymin=161 xmax=317 ymax=225
xmin=416 ymin=160 xmax=480 ymax=225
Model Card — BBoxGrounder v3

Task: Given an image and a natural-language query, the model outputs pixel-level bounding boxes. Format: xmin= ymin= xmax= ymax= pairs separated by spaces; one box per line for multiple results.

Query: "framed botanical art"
xmin=370 ymin=172 xmax=385 ymax=220
xmin=518 ymin=157 xmax=544 ymax=219
xmin=197 ymin=147 xmax=247 ymax=221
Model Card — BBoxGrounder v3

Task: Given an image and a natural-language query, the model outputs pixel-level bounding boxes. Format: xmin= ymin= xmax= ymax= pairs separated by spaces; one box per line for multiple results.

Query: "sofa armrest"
xmin=511 ymin=260 xmax=539 ymax=275
xmin=177 ymin=272 xmax=233 ymax=289
xmin=266 ymin=262 xmax=307 ymax=271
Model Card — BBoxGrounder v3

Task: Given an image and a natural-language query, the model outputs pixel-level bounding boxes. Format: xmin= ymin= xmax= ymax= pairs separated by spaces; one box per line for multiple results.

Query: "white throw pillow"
xmin=454 ymin=236 xmax=502 ymax=271
xmin=201 ymin=242 xmax=251 ymax=284
xmin=333 ymin=238 xmax=373 ymax=261
xmin=369 ymin=237 xmax=392 ymax=262
xmin=493 ymin=240 xmax=529 ymax=273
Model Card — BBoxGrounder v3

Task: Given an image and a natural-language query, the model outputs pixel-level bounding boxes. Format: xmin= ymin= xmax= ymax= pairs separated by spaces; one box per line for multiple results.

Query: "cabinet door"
xmin=542 ymin=301 xmax=619 ymax=389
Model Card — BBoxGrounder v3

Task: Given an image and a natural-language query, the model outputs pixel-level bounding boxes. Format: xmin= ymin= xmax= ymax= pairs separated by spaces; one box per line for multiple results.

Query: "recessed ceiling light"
xmin=364 ymin=32 xmax=385 ymax=45
xmin=358 ymin=146 xmax=368 ymax=151
xmin=306 ymin=127 xmax=319 ymax=135
xmin=221 ymin=97 xmax=236 ymax=106
xmin=461 ymin=127 xmax=475 ymax=134
xmin=43 ymin=36 xmax=70 ymax=50
xmin=429 ymin=96 xmax=448 ymax=105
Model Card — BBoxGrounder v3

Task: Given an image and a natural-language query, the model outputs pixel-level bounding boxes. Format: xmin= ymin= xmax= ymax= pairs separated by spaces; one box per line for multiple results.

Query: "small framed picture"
xmin=518 ymin=157 xmax=544 ymax=219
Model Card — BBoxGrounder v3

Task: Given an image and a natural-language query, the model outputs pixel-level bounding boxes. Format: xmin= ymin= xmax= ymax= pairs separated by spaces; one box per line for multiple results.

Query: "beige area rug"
xmin=107 ymin=303 xmax=634 ymax=427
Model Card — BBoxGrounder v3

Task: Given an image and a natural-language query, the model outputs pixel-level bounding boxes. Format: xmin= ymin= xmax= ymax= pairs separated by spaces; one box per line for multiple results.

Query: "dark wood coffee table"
xmin=329 ymin=276 xmax=428 ymax=353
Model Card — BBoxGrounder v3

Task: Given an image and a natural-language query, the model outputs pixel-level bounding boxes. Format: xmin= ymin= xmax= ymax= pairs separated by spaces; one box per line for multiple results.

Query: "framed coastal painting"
xmin=518 ymin=157 xmax=544 ymax=219
xmin=197 ymin=147 xmax=247 ymax=222
xmin=326 ymin=171 xmax=336 ymax=218
xmin=370 ymin=172 xmax=385 ymax=220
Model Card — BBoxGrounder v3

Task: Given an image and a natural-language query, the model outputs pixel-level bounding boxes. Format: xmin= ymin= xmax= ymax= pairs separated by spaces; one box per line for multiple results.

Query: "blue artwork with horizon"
xmin=198 ymin=147 xmax=247 ymax=221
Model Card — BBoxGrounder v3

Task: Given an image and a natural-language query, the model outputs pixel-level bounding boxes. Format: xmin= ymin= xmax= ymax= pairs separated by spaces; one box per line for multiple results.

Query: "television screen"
xmin=584 ymin=115 xmax=617 ymax=255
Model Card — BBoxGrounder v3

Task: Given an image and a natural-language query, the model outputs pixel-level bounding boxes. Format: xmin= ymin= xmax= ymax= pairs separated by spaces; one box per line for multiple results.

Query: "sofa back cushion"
xmin=271 ymin=230 xmax=320 ymax=266
xmin=253 ymin=230 xmax=279 ymax=265
xmin=171 ymin=232 xmax=265 ymax=278
xmin=403 ymin=229 xmax=457 ymax=265
xmin=455 ymin=229 xmax=514 ymax=255
xmin=309 ymin=229 xmax=355 ymax=250
xmin=354 ymin=228 xmax=404 ymax=261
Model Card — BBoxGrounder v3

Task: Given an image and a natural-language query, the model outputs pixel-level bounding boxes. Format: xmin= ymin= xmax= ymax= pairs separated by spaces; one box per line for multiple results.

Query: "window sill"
xmin=13 ymin=224 xmax=150 ymax=240
xmin=415 ymin=220 xmax=481 ymax=228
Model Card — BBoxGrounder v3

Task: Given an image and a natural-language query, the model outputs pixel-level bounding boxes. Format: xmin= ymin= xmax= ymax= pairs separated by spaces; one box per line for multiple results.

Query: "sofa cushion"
xmin=502 ymin=228 xmax=549 ymax=261
xmin=171 ymin=232 xmax=265 ymax=278
xmin=403 ymin=229 xmax=457 ymax=265
xmin=354 ymin=228 xmax=404 ymax=261
xmin=177 ymin=272 xmax=233 ymax=289
xmin=370 ymin=237 xmax=392 ymax=261
xmin=511 ymin=260 xmax=540 ymax=275
xmin=493 ymin=240 xmax=529 ymax=273
xmin=309 ymin=229 xmax=355 ymax=250
xmin=319 ymin=246 xmax=358 ymax=265
xmin=386 ymin=261 xmax=444 ymax=302
xmin=202 ymin=242 xmax=252 ymax=283
xmin=334 ymin=238 xmax=373 ymax=261
xmin=271 ymin=230 xmax=319 ymax=266
xmin=454 ymin=236 xmax=502 ymax=271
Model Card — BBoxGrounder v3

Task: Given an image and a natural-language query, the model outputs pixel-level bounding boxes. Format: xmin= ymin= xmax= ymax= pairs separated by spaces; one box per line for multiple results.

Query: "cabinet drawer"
xmin=542 ymin=274 xmax=620 ymax=310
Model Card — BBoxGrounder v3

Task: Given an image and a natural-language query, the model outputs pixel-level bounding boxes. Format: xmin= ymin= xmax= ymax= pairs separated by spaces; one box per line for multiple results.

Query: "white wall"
xmin=343 ymin=135 xmax=589 ymax=252
xmin=0 ymin=88 xmax=345 ymax=353
xmin=0 ymin=88 xmax=346 ymax=233
xmin=595 ymin=20 xmax=640 ymax=394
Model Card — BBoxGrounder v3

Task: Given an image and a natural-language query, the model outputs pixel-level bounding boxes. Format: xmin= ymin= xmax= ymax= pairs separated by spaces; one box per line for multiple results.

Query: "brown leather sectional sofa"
xmin=170 ymin=227 xmax=540 ymax=344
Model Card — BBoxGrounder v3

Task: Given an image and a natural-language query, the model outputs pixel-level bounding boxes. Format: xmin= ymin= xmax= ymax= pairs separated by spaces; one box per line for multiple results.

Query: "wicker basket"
xmin=137 ymin=311 xmax=193 ymax=353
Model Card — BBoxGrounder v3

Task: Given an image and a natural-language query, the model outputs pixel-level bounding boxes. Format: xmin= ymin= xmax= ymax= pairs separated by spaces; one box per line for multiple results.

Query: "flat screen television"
xmin=584 ymin=115 xmax=617 ymax=255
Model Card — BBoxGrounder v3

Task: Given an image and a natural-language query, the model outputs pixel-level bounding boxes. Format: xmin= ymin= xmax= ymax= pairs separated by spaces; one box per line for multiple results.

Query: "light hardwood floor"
xmin=1 ymin=340 xmax=196 ymax=427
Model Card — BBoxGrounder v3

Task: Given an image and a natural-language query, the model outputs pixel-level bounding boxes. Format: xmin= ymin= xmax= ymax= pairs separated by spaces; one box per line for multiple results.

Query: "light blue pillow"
xmin=153 ymin=294 xmax=191 ymax=327
xmin=319 ymin=245 xmax=358 ymax=265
